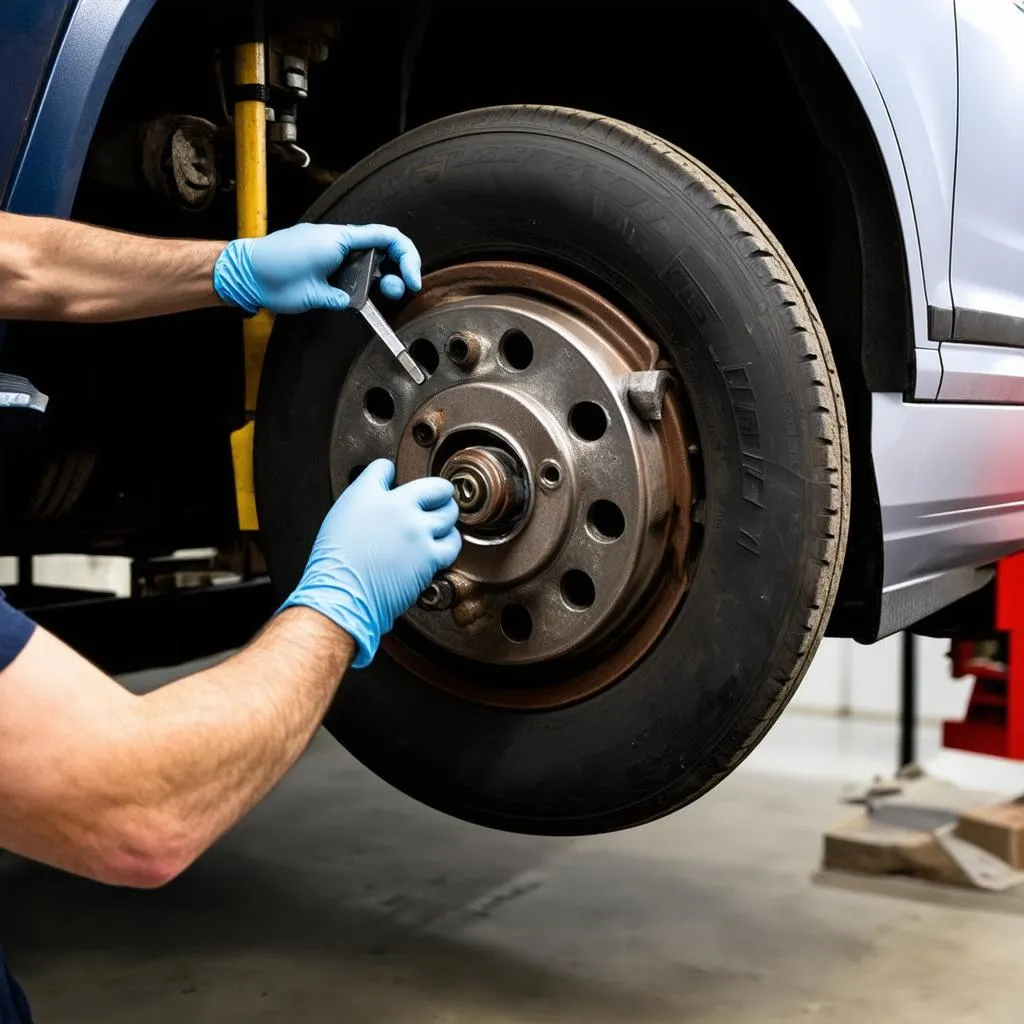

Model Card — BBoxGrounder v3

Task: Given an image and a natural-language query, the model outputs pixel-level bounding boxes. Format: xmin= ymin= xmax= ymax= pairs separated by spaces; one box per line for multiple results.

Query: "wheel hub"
xmin=330 ymin=263 xmax=693 ymax=695
xmin=440 ymin=444 xmax=529 ymax=535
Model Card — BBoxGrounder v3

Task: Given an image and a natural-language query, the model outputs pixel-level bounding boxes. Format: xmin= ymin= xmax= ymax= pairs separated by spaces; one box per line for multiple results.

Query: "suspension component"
xmin=229 ymin=8 xmax=336 ymax=531
xmin=228 ymin=9 xmax=272 ymax=533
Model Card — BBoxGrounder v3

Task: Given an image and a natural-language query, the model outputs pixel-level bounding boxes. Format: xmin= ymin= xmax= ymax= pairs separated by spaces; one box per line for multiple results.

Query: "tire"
xmin=255 ymin=106 xmax=850 ymax=834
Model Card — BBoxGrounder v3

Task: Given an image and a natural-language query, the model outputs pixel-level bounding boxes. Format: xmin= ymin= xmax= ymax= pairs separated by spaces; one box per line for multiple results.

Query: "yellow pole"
xmin=234 ymin=41 xmax=268 ymax=244
xmin=229 ymin=38 xmax=272 ymax=532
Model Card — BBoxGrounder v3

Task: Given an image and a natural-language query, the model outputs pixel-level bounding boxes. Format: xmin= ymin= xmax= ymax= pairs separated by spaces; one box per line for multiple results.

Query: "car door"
xmin=940 ymin=0 xmax=1024 ymax=399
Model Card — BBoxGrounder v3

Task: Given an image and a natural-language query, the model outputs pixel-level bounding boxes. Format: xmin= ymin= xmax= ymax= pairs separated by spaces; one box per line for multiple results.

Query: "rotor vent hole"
xmin=409 ymin=337 xmax=439 ymax=376
xmin=569 ymin=401 xmax=608 ymax=441
xmin=561 ymin=570 xmax=596 ymax=610
xmin=587 ymin=500 xmax=625 ymax=541
xmin=364 ymin=387 xmax=395 ymax=423
xmin=348 ymin=464 xmax=368 ymax=485
xmin=500 ymin=603 xmax=533 ymax=643
xmin=499 ymin=330 xmax=534 ymax=371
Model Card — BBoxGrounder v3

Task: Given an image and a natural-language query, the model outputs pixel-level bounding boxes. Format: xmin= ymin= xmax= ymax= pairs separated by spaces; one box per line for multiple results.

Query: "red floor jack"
xmin=944 ymin=553 xmax=1024 ymax=760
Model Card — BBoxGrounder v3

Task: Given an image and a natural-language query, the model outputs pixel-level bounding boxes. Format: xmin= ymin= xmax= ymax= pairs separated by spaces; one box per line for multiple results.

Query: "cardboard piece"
xmin=956 ymin=799 xmax=1024 ymax=869
xmin=822 ymin=776 xmax=1024 ymax=891
xmin=824 ymin=814 xmax=967 ymax=886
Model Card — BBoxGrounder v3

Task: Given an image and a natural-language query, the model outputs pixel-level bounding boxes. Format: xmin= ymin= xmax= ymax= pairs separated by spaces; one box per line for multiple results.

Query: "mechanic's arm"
xmin=0 ymin=461 xmax=459 ymax=888
xmin=0 ymin=211 xmax=421 ymax=322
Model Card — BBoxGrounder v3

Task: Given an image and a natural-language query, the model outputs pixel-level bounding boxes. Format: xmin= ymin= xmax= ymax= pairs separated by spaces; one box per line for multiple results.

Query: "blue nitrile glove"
xmin=279 ymin=459 xmax=461 ymax=667
xmin=213 ymin=223 xmax=422 ymax=315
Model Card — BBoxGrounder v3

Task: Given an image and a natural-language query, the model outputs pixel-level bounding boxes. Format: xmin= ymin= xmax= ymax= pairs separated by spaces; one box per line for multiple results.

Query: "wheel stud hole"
xmin=539 ymin=461 xmax=562 ymax=489
xmin=409 ymin=338 xmax=439 ymax=376
xmin=560 ymin=570 xmax=596 ymax=610
xmin=447 ymin=335 xmax=469 ymax=361
xmin=364 ymin=387 xmax=395 ymax=423
xmin=500 ymin=603 xmax=533 ymax=643
xmin=587 ymin=499 xmax=625 ymax=541
xmin=569 ymin=401 xmax=608 ymax=441
xmin=499 ymin=330 xmax=534 ymax=371
xmin=348 ymin=464 xmax=368 ymax=485
xmin=412 ymin=421 xmax=436 ymax=447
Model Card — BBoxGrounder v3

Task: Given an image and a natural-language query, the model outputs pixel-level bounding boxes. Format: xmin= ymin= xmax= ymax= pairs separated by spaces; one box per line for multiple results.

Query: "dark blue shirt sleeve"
xmin=0 ymin=590 xmax=35 ymax=671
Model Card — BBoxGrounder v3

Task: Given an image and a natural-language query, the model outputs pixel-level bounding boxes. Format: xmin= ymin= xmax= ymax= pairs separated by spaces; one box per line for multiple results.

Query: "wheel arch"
xmin=394 ymin=1 xmax=919 ymax=637
xmin=2 ymin=0 xmax=158 ymax=217
xmin=784 ymin=0 xmax=936 ymax=365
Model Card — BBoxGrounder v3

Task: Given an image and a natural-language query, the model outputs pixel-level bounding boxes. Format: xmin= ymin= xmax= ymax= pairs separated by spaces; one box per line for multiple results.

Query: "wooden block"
xmin=957 ymin=799 xmax=1024 ymax=868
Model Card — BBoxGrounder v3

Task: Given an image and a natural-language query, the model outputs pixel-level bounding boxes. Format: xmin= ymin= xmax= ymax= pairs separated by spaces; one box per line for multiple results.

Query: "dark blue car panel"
xmin=0 ymin=0 xmax=72 ymax=205
xmin=1 ymin=0 xmax=157 ymax=216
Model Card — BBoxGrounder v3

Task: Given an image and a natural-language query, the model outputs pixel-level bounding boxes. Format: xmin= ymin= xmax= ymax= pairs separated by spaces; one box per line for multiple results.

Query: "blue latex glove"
xmin=213 ymin=223 xmax=422 ymax=315
xmin=280 ymin=460 xmax=461 ymax=668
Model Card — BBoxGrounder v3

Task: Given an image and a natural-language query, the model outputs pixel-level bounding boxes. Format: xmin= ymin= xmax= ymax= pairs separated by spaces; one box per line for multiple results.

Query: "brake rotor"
xmin=329 ymin=263 xmax=695 ymax=707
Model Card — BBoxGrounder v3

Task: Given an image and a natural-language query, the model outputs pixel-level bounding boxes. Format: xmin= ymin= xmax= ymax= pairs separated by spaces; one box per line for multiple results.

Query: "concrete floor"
xmin=4 ymin=667 xmax=1024 ymax=1022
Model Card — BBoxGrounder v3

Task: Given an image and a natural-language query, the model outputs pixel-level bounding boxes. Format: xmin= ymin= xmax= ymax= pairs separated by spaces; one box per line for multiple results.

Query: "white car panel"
xmin=789 ymin=0 xmax=958 ymax=382
xmin=950 ymin=0 xmax=1024 ymax=327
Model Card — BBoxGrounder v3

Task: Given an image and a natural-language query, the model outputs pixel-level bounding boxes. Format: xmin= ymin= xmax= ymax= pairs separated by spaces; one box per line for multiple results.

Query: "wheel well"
xmin=300 ymin=0 xmax=911 ymax=636
xmin=8 ymin=0 xmax=906 ymax=633
xmin=385 ymin=1 xmax=911 ymax=638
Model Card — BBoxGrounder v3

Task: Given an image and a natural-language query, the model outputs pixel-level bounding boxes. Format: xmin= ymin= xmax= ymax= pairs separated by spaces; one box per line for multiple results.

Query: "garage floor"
xmin=4 ymin=665 xmax=1024 ymax=1023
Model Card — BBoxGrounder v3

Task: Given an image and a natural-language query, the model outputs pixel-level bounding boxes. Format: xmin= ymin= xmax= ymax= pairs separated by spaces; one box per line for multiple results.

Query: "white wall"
xmin=0 ymin=555 xmax=131 ymax=596
xmin=32 ymin=555 xmax=132 ymax=596
xmin=794 ymin=634 xmax=972 ymax=723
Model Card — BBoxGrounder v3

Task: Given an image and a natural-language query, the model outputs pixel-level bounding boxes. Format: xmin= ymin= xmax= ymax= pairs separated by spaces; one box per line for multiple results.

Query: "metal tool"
xmin=0 ymin=373 xmax=48 ymax=413
xmin=335 ymin=248 xmax=425 ymax=384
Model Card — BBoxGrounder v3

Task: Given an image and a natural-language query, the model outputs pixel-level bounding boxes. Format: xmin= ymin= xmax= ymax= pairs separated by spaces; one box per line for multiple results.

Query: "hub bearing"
xmin=441 ymin=446 xmax=529 ymax=535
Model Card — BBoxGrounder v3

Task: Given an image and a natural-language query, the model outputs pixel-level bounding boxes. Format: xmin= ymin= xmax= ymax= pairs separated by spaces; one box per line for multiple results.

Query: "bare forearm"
xmin=0 ymin=608 xmax=353 ymax=885
xmin=0 ymin=211 xmax=227 ymax=321
xmin=135 ymin=608 xmax=352 ymax=855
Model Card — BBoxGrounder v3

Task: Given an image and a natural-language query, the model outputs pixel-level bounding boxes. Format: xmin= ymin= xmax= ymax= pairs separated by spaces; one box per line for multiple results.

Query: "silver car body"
xmin=792 ymin=0 xmax=1024 ymax=636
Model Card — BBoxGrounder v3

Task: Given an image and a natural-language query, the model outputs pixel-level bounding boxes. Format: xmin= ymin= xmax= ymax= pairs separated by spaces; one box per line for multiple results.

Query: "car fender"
xmin=4 ymin=0 xmax=157 ymax=217
xmin=0 ymin=0 xmax=71 ymax=203
xmin=787 ymin=0 xmax=957 ymax=395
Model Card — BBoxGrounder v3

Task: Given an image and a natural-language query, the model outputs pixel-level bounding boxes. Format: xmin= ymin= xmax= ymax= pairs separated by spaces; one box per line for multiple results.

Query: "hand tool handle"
xmin=334 ymin=248 xmax=383 ymax=310
xmin=330 ymin=247 xmax=427 ymax=385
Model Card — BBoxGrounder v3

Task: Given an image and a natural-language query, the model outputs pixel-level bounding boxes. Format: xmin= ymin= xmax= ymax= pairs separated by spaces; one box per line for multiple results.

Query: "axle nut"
xmin=440 ymin=445 xmax=529 ymax=534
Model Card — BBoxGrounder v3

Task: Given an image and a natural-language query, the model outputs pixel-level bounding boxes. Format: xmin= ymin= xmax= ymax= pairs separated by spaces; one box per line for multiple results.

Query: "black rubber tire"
xmin=255 ymin=106 xmax=850 ymax=835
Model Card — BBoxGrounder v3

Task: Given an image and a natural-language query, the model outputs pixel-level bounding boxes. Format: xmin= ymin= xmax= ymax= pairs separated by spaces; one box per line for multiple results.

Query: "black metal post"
xmin=899 ymin=631 xmax=917 ymax=770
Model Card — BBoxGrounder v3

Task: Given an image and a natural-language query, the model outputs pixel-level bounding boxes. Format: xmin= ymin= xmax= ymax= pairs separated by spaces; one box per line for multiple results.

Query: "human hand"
xmin=213 ymin=223 xmax=422 ymax=315
xmin=279 ymin=460 xmax=461 ymax=667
